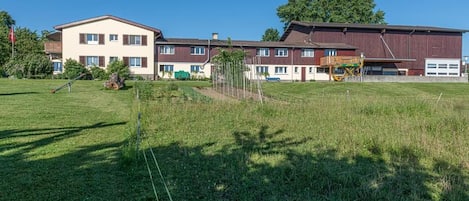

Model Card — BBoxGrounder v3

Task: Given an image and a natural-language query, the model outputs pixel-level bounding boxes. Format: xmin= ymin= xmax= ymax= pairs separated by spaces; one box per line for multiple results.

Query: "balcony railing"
xmin=320 ymin=56 xmax=363 ymax=67
xmin=44 ymin=41 xmax=62 ymax=54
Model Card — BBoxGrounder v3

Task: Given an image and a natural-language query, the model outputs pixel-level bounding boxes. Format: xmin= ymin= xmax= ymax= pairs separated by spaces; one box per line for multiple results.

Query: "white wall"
xmin=245 ymin=65 xmax=329 ymax=81
xmin=156 ymin=62 xmax=211 ymax=79
xmin=61 ymin=18 xmax=155 ymax=77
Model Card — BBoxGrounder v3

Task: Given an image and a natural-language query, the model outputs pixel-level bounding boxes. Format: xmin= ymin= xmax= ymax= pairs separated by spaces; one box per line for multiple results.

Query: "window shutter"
xmin=123 ymin=35 xmax=128 ymax=45
xmin=79 ymin=34 xmax=85 ymax=44
xmin=142 ymin=35 xmax=147 ymax=46
xmin=79 ymin=56 xmax=85 ymax=65
xmin=99 ymin=56 xmax=105 ymax=66
xmin=99 ymin=34 xmax=105 ymax=45
xmin=142 ymin=57 xmax=147 ymax=68
xmin=123 ymin=57 xmax=129 ymax=66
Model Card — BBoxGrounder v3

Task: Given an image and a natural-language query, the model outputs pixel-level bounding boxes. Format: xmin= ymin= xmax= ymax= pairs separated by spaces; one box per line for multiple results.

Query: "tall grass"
xmin=1 ymin=79 xmax=468 ymax=200
xmin=138 ymin=82 xmax=469 ymax=200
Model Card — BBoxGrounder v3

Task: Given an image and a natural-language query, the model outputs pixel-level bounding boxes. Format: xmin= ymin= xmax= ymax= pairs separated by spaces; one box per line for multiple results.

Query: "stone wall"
xmin=345 ymin=75 xmax=468 ymax=83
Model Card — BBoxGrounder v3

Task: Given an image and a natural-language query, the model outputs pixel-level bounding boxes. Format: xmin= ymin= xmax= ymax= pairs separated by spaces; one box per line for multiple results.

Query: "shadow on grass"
xmin=0 ymin=122 xmax=127 ymax=139
xmin=139 ymin=125 xmax=469 ymax=200
xmin=0 ymin=122 xmax=126 ymax=139
xmin=0 ymin=92 xmax=39 ymax=96
xmin=0 ymin=121 xmax=143 ymax=201
xmin=2 ymin=123 xmax=467 ymax=200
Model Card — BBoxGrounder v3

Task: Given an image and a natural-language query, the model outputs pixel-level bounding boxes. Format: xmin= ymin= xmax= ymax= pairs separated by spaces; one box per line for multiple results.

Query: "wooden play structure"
xmin=50 ymin=73 xmax=86 ymax=93
xmin=320 ymin=56 xmax=364 ymax=81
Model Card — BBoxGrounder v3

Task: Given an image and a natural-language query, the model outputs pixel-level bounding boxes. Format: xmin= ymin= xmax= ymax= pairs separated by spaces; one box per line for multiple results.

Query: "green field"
xmin=1 ymin=79 xmax=468 ymax=200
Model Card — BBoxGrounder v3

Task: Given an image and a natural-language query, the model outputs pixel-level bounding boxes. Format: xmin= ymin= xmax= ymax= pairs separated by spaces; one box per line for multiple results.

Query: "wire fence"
xmin=211 ymin=59 xmax=264 ymax=103
xmin=134 ymin=85 xmax=173 ymax=201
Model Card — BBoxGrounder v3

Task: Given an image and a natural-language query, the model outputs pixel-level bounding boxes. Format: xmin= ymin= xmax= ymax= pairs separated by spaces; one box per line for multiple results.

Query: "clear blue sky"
xmin=2 ymin=0 xmax=469 ymax=57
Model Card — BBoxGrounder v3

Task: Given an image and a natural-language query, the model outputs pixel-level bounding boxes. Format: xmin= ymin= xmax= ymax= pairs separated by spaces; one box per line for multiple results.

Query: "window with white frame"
xmin=275 ymin=48 xmax=288 ymax=57
xmin=256 ymin=66 xmax=269 ymax=74
xmin=86 ymin=56 xmax=99 ymax=66
xmin=302 ymin=49 xmax=314 ymax=57
xmin=129 ymin=57 xmax=142 ymax=67
xmin=294 ymin=67 xmax=299 ymax=74
xmin=53 ymin=62 xmax=62 ymax=72
xmin=190 ymin=46 xmax=205 ymax=55
xmin=86 ymin=34 xmax=98 ymax=44
xmin=163 ymin=65 xmax=174 ymax=72
xmin=129 ymin=35 xmax=141 ymax=45
xmin=191 ymin=65 xmax=201 ymax=72
xmin=160 ymin=45 xmax=175 ymax=54
xmin=275 ymin=66 xmax=287 ymax=74
xmin=449 ymin=64 xmax=459 ymax=69
xmin=317 ymin=68 xmax=329 ymax=73
xmin=109 ymin=34 xmax=118 ymax=42
xmin=324 ymin=49 xmax=337 ymax=56
xmin=256 ymin=48 xmax=270 ymax=57
xmin=309 ymin=67 xmax=314 ymax=74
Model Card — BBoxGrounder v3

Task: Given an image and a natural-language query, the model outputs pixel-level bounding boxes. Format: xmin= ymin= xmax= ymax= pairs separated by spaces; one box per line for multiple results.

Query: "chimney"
xmin=212 ymin=33 xmax=218 ymax=40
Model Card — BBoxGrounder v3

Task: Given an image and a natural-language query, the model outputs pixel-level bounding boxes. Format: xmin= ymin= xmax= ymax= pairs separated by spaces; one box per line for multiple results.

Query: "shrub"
xmin=90 ymin=66 xmax=106 ymax=80
xmin=2 ymin=54 xmax=52 ymax=79
xmin=107 ymin=60 xmax=130 ymax=80
xmin=167 ymin=82 xmax=179 ymax=91
xmin=63 ymin=58 xmax=89 ymax=79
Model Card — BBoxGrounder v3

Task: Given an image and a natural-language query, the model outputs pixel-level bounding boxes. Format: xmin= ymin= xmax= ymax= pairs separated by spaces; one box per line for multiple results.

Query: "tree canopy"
xmin=277 ymin=0 xmax=385 ymax=28
xmin=0 ymin=11 xmax=54 ymax=78
xmin=0 ymin=11 xmax=15 ymax=28
xmin=261 ymin=28 xmax=280 ymax=42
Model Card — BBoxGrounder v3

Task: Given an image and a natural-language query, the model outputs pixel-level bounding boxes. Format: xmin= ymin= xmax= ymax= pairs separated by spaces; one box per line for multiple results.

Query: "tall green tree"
xmin=0 ymin=25 xmax=10 ymax=69
xmin=14 ymin=27 xmax=44 ymax=58
xmin=0 ymin=11 xmax=15 ymax=67
xmin=262 ymin=28 xmax=280 ymax=41
xmin=0 ymin=11 xmax=15 ymax=28
xmin=277 ymin=0 xmax=385 ymax=28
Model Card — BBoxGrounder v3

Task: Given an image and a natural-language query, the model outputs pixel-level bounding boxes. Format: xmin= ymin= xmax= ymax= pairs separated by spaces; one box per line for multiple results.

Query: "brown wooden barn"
xmin=280 ymin=21 xmax=467 ymax=76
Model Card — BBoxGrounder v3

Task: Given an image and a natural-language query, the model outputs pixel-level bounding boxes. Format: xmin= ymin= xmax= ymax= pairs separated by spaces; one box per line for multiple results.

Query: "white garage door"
xmin=425 ymin=58 xmax=460 ymax=77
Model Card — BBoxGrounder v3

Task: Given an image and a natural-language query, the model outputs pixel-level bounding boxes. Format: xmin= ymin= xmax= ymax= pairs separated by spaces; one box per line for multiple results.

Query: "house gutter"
xmin=408 ymin=29 xmax=415 ymax=59
xmin=202 ymin=39 xmax=211 ymax=70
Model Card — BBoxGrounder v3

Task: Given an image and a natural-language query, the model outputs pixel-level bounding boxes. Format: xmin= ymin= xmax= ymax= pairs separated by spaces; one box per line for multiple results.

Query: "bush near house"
xmin=63 ymin=58 xmax=89 ymax=79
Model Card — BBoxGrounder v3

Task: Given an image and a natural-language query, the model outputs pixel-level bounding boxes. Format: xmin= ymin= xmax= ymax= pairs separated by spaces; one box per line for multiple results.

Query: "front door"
xmin=301 ymin=67 xmax=306 ymax=82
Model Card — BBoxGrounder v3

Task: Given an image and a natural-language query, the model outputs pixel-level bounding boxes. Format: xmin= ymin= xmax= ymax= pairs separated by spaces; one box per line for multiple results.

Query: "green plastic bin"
xmin=174 ymin=70 xmax=190 ymax=80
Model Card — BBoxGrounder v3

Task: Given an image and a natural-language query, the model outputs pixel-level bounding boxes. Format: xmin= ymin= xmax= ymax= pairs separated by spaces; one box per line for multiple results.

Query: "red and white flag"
xmin=8 ymin=27 xmax=15 ymax=43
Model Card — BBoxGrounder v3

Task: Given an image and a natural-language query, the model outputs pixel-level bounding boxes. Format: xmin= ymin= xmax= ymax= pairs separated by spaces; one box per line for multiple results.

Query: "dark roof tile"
xmin=156 ymin=38 xmax=356 ymax=49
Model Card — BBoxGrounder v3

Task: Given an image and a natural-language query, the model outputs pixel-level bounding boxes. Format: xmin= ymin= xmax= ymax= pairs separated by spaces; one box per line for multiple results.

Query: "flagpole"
xmin=9 ymin=26 xmax=15 ymax=58
xmin=11 ymin=37 xmax=14 ymax=58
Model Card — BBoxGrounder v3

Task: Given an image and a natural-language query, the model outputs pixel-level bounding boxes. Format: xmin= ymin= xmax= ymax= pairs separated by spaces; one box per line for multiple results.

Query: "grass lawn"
xmin=141 ymin=81 xmax=469 ymax=200
xmin=1 ymin=79 xmax=468 ymax=200
xmin=0 ymin=79 xmax=137 ymax=200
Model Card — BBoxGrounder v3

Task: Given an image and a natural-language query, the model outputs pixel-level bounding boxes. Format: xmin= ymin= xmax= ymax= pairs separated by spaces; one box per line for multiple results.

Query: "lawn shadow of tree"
xmin=142 ymin=125 xmax=469 ymax=201
xmin=0 ymin=92 xmax=39 ymax=96
xmin=0 ymin=121 xmax=145 ymax=200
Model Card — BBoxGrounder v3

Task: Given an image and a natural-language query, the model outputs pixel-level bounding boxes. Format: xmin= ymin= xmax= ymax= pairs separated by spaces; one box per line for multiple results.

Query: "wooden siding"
xmin=283 ymin=25 xmax=463 ymax=75
xmin=157 ymin=45 xmax=208 ymax=63
xmin=157 ymin=45 xmax=355 ymax=66
xmin=44 ymin=41 xmax=62 ymax=53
